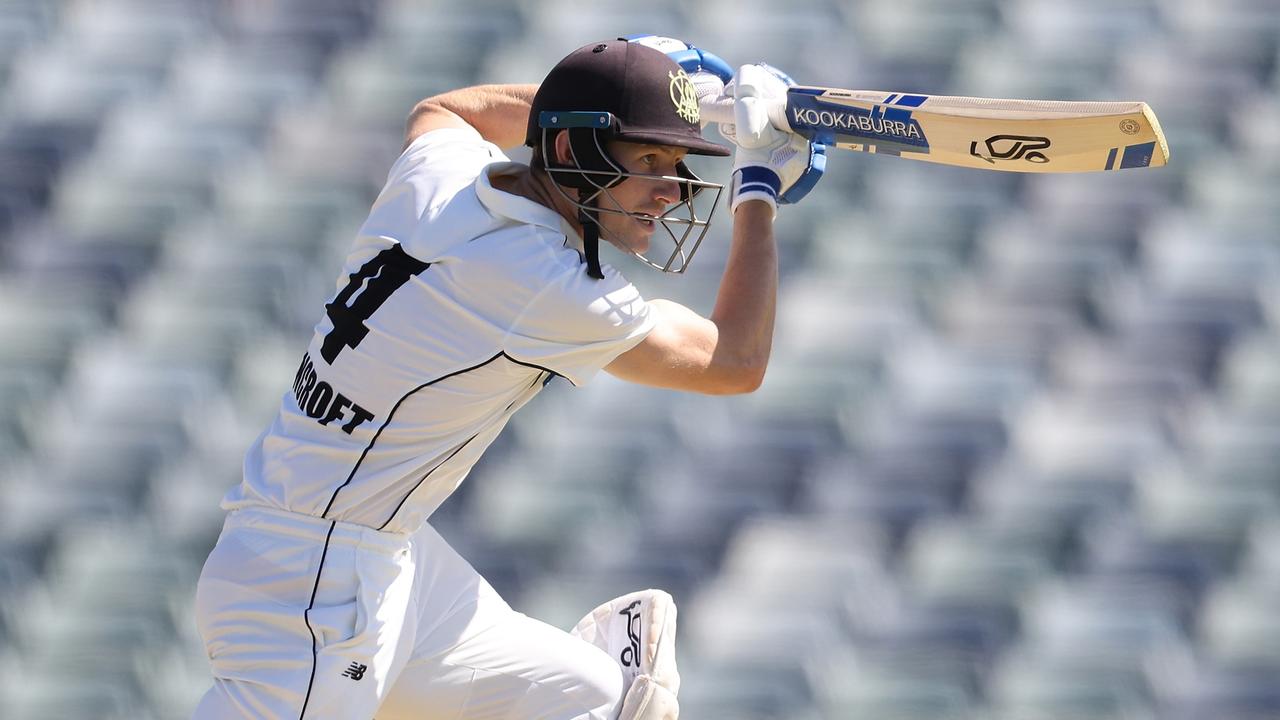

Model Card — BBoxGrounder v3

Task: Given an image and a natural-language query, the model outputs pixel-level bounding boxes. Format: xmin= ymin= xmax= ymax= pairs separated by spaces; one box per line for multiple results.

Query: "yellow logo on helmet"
xmin=669 ymin=69 xmax=700 ymax=124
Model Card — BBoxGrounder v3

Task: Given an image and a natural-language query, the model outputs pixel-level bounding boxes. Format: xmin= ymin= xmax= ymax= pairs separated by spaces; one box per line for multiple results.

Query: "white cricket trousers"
xmin=191 ymin=506 xmax=625 ymax=719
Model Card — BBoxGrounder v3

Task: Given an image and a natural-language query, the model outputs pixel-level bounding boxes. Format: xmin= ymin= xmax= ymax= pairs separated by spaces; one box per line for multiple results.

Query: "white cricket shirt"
xmin=223 ymin=127 xmax=655 ymax=534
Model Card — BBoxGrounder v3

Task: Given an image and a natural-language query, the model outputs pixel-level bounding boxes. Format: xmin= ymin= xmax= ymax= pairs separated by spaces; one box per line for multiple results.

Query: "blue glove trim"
xmin=755 ymin=63 xmax=797 ymax=88
xmin=691 ymin=50 xmax=734 ymax=83
xmin=779 ymin=143 xmax=827 ymax=205
xmin=735 ymin=166 xmax=781 ymax=198
xmin=665 ymin=48 xmax=705 ymax=72
xmin=623 ymin=34 xmax=733 ymax=82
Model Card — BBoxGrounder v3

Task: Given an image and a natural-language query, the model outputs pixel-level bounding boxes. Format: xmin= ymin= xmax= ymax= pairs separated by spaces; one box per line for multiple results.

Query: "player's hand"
xmin=720 ymin=63 xmax=827 ymax=214
xmin=625 ymin=35 xmax=733 ymax=124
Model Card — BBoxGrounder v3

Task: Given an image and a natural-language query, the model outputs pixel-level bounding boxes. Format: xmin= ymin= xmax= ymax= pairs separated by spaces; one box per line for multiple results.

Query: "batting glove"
xmin=720 ymin=63 xmax=827 ymax=215
xmin=626 ymin=34 xmax=733 ymax=125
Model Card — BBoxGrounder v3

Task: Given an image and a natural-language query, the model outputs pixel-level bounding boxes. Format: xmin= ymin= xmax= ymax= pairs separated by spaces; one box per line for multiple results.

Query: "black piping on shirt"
xmin=319 ymin=352 xmax=561 ymax=524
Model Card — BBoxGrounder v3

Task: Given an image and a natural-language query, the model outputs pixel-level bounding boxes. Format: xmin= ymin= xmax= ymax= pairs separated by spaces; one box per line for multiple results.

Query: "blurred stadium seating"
xmin=1 ymin=0 xmax=1276 ymax=718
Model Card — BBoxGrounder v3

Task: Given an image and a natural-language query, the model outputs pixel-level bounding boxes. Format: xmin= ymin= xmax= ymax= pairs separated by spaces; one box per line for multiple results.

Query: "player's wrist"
xmin=733 ymin=197 xmax=778 ymax=219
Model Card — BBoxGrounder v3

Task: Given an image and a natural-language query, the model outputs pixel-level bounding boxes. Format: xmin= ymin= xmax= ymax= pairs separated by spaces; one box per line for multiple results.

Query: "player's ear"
xmin=552 ymin=129 xmax=574 ymax=165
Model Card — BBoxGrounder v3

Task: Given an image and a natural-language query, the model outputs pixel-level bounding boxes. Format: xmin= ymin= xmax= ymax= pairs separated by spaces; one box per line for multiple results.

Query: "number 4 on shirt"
xmin=321 ymin=245 xmax=430 ymax=364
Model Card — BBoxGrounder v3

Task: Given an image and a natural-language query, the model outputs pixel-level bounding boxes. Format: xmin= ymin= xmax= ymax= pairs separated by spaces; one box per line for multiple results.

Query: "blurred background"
xmin=1 ymin=0 xmax=1279 ymax=718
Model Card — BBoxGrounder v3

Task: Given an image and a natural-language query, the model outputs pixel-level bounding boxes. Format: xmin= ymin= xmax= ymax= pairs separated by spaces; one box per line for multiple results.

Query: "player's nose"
xmin=651 ymin=175 xmax=680 ymax=206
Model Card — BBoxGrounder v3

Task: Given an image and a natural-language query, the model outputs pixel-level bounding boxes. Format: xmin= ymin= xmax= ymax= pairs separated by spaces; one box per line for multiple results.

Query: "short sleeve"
xmin=504 ymin=267 xmax=655 ymax=386
xmin=359 ymin=128 xmax=508 ymax=262
xmin=388 ymin=126 xmax=504 ymax=190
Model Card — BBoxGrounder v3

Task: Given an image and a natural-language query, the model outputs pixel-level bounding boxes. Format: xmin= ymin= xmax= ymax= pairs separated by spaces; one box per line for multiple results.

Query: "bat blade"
xmin=784 ymin=87 xmax=1169 ymax=172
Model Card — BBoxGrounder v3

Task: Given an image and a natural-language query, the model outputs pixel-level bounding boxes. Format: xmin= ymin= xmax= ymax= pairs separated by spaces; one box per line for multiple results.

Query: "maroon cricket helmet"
xmin=525 ymin=40 xmax=730 ymax=157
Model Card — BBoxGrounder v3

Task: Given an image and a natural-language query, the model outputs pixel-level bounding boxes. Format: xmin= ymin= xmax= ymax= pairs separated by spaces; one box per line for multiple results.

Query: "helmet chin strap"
xmin=542 ymin=127 xmax=612 ymax=280
xmin=579 ymin=200 xmax=605 ymax=280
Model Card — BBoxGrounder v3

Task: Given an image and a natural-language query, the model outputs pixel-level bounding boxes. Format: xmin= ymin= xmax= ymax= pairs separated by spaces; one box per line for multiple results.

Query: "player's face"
xmin=596 ymin=141 xmax=687 ymax=256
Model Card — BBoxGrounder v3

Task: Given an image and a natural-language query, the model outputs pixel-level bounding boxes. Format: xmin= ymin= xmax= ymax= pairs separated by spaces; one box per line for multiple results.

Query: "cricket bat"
xmin=701 ymin=87 xmax=1169 ymax=173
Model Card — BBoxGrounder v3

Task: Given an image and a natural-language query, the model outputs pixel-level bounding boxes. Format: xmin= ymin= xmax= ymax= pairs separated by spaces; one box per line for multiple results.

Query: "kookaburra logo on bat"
xmin=970 ymin=134 xmax=1051 ymax=163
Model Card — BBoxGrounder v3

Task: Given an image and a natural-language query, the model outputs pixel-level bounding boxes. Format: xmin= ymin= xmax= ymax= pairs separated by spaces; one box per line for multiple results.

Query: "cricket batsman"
xmin=190 ymin=35 xmax=824 ymax=720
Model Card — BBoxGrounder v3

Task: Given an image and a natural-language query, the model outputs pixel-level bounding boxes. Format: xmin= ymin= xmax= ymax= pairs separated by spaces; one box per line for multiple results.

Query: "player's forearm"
xmin=706 ymin=201 xmax=778 ymax=391
xmin=408 ymin=84 xmax=539 ymax=149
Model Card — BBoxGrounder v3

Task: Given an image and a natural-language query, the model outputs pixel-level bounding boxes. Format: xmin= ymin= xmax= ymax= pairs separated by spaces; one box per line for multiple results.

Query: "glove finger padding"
xmin=618 ymin=674 xmax=680 ymax=720
xmin=730 ymin=65 xmax=791 ymax=149
xmin=723 ymin=63 xmax=827 ymax=213
xmin=688 ymin=71 xmax=728 ymax=116
xmin=625 ymin=35 xmax=733 ymax=82
xmin=570 ymin=589 xmax=680 ymax=696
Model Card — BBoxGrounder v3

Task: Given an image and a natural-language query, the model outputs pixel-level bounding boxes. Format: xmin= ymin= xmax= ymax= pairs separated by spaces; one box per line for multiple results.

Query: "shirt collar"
xmin=476 ymin=162 xmax=583 ymax=251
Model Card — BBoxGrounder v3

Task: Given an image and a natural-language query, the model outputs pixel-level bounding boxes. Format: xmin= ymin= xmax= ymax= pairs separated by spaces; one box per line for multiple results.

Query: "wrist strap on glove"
xmin=730 ymin=166 xmax=782 ymax=214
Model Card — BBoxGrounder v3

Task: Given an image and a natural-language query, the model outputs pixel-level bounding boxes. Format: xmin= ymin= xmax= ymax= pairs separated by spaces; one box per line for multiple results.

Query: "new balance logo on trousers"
xmin=342 ymin=663 xmax=367 ymax=681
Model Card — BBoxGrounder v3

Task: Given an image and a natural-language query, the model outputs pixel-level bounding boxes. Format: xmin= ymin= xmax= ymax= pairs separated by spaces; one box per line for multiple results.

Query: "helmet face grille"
xmin=539 ymin=130 xmax=724 ymax=275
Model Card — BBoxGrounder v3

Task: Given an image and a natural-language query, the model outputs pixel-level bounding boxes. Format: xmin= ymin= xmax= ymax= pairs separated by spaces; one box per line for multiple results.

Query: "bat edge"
xmin=1141 ymin=103 xmax=1171 ymax=166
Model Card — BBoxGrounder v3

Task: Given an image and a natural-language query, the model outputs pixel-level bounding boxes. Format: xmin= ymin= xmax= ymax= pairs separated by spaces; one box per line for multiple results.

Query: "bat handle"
xmin=699 ymin=96 xmax=790 ymax=133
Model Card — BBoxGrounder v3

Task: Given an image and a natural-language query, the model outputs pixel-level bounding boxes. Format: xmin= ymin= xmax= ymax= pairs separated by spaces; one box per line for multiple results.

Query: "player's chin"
xmin=628 ymin=217 xmax=655 ymax=250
